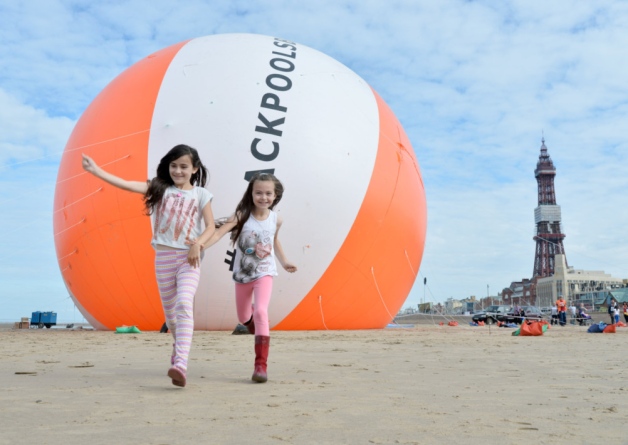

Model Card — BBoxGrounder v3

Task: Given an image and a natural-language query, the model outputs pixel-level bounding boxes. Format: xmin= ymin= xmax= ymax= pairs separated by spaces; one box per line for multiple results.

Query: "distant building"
xmin=444 ymin=298 xmax=464 ymax=314
xmin=501 ymin=278 xmax=535 ymax=306
xmin=418 ymin=302 xmax=432 ymax=313
xmin=570 ymin=287 xmax=628 ymax=311
xmin=536 ymin=254 xmax=623 ymax=308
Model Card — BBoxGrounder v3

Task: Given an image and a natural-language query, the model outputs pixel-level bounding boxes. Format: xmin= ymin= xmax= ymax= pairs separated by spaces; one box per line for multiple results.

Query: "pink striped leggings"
xmin=235 ymin=275 xmax=273 ymax=337
xmin=155 ymin=250 xmax=200 ymax=372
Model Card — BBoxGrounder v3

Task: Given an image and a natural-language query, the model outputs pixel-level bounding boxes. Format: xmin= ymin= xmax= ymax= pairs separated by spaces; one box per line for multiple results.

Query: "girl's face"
xmin=252 ymin=180 xmax=276 ymax=211
xmin=169 ymin=155 xmax=198 ymax=188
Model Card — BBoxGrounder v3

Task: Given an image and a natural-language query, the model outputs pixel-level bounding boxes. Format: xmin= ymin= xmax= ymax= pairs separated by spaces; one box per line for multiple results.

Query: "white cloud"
xmin=0 ymin=88 xmax=75 ymax=166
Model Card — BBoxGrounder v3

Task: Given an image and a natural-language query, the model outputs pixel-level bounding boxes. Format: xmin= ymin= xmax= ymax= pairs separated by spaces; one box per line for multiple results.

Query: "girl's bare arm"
xmin=82 ymin=154 xmax=148 ymax=194
xmin=274 ymin=216 xmax=297 ymax=273
xmin=201 ymin=214 xmax=238 ymax=250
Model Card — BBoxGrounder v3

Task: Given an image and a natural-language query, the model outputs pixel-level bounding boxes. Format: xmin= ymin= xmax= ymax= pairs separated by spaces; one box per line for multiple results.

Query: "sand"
xmin=1 ymin=322 xmax=626 ymax=445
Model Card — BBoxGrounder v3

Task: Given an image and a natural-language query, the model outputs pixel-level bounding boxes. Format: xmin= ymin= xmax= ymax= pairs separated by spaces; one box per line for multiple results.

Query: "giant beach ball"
xmin=53 ymin=34 xmax=427 ymax=331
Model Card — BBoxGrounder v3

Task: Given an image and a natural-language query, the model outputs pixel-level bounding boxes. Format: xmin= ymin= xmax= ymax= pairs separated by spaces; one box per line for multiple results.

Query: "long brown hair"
xmin=229 ymin=173 xmax=284 ymax=244
xmin=144 ymin=144 xmax=208 ymax=215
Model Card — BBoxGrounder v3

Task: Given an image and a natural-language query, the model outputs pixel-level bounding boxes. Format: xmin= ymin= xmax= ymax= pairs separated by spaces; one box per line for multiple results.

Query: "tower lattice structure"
xmin=532 ymin=139 xmax=566 ymax=278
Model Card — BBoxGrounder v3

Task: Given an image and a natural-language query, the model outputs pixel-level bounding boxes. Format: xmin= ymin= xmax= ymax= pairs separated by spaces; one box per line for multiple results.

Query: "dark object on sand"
xmin=232 ymin=324 xmax=250 ymax=335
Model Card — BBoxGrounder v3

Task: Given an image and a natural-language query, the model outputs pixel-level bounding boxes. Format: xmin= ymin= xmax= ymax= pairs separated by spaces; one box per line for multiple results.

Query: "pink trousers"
xmin=235 ymin=275 xmax=273 ymax=336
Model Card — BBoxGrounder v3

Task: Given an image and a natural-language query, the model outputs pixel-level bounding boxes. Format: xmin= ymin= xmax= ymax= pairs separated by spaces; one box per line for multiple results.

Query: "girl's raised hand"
xmin=80 ymin=153 xmax=148 ymax=194
xmin=82 ymin=154 xmax=99 ymax=173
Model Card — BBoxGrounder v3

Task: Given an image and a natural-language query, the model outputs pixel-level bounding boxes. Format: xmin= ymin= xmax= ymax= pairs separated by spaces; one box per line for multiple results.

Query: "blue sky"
xmin=1 ymin=0 xmax=627 ymax=323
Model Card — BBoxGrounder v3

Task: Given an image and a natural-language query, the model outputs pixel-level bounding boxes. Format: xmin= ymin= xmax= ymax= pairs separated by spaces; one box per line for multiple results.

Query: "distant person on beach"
xmin=608 ymin=298 xmax=617 ymax=325
xmin=550 ymin=305 xmax=558 ymax=325
xmin=614 ymin=302 xmax=620 ymax=324
xmin=577 ymin=304 xmax=591 ymax=325
xmin=512 ymin=304 xmax=521 ymax=323
xmin=623 ymin=302 xmax=628 ymax=324
xmin=569 ymin=303 xmax=577 ymax=324
xmin=196 ymin=172 xmax=297 ymax=383
xmin=556 ymin=295 xmax=567 ymax=326
xmin=82 ymin=145 xmax=215 ymax=388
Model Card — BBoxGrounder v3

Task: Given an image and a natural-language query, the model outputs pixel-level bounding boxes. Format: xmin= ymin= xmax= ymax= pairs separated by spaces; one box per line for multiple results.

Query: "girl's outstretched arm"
xmin=82 ymin=154 xmax=148 ymax=194
xmin=187 ymin=202 xmax=216 ymax=268
xmin=199 ymin=214 xmax=238 ymax=250
xmin=274 ymin=216 xmax=297 ymax=273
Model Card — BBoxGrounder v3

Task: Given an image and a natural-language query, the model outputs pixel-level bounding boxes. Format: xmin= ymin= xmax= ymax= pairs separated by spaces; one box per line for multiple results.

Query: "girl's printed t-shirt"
xmin=232 ymin=211 xmax=278 ymax=284
xmin=151 ymin=186 xmax=212 ymax=250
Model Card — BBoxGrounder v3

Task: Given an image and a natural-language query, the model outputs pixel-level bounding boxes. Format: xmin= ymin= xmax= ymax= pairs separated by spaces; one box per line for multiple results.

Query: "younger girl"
xmin=197 ymin=172 xmax=297 ymax=383
xmin=82 ymin=144 xmax=215 ymax=388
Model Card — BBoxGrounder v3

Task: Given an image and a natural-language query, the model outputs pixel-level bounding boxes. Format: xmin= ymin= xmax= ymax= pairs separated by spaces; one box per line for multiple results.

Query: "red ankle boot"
xmin=252 ymin=335 xmax=270 ymax=383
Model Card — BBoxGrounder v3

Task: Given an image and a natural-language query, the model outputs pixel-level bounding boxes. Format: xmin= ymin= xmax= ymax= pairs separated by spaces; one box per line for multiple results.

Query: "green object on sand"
xmin=115 ymin=326 xmax=141 ymax=334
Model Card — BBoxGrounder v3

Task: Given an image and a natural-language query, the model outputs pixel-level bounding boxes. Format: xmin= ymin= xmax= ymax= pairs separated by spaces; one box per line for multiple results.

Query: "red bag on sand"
xmin=448 ymin=321 xmax=458 ymax=326
xmin=519 ymin=321 xmax=545 ymax=336
xmin=439 ymin=322 xmax=444 ymax=326
xmin=603 ymin=324 xmax=616 ymax=333
xmin=477 ymin=321 xmax=485 ymax=326
xmin=617 ymin=322 xmax=627 ymax=327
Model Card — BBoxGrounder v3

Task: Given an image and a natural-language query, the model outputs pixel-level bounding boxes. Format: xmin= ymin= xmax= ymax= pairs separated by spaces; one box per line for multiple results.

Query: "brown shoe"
xmin=168 ymin=366 xmax=187 ymax=387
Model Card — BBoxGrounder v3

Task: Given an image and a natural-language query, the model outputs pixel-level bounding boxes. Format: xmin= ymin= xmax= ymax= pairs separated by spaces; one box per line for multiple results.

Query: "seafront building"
xmin=535 ymin=254 xmax=623 ymax=308
xmin=576 ymin=286 xmax=628 ymax=308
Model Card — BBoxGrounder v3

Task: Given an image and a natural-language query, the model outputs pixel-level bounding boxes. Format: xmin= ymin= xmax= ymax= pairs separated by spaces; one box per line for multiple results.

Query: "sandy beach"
xmin=2 ymin=321 xmax=626 ymax=445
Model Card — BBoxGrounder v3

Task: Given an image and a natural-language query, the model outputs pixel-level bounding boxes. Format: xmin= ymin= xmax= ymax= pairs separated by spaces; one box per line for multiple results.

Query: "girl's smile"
xmin=252 ymin=180 xmax=276 ymax=213
xmin=169 ymin=155 xmax=198 ymax=189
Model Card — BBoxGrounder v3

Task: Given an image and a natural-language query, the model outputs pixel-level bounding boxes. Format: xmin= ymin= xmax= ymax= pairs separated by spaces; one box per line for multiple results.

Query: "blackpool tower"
xmin=532 ymin=139 xmax=566 ymax=278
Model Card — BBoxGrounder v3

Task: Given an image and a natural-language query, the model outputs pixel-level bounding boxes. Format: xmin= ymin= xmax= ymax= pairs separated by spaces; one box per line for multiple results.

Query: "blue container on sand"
xmin=31 ymin=311 xmax=57 ymax=328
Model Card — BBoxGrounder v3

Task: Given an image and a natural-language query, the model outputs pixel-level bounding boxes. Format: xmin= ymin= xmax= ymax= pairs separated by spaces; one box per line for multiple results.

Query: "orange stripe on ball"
xmin=53 ymin=41 xmax=189 ymax=331
xmin=274 ymin=89 xmax=427 ymax=330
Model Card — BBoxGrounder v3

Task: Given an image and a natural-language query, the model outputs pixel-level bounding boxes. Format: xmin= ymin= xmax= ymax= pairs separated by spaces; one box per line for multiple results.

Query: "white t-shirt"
xmin=232 ymin=211 xmax=278 ymax=284
xmin=151 ymin=186 xmax=212 ymax=250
